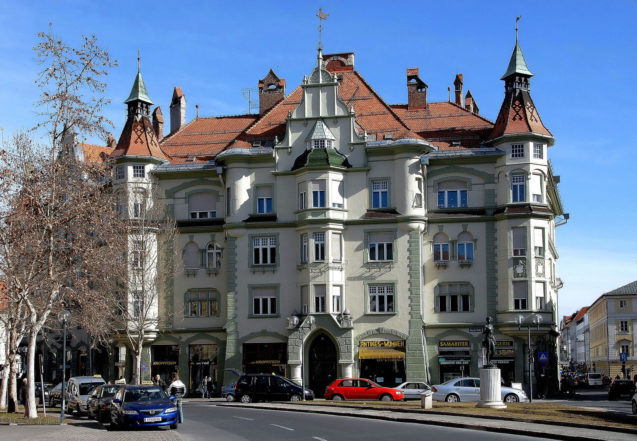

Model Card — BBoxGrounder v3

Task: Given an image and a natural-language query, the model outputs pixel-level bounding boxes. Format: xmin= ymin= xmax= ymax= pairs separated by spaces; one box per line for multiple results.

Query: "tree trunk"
xmin=26 ymin=330 xmax=38 ymax=418
xmin=0 ymin=357 xmax=8 ymax=409
xmin=135 ymin=337 xmax=143 ymax=385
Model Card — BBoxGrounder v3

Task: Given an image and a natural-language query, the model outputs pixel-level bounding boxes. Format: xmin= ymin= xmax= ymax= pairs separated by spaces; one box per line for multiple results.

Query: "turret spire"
xmin=501 ymin=16 xmax=533 ymax=81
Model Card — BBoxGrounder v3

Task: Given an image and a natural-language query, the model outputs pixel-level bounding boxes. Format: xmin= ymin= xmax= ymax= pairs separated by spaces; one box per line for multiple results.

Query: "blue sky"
xmin=0 ymin=0 xmax=635 ymax=320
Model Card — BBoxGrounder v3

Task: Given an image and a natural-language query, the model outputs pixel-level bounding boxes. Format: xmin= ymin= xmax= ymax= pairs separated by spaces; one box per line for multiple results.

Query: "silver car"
xmin=431 ymin=377 xmax=528 ymax=403
xmin=394 ymin=382 xmax=431 ymax=400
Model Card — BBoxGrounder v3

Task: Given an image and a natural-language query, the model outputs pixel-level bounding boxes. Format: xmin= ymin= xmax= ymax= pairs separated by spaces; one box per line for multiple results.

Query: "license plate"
xmin=144 ymin=417 xmax=162 ymax=423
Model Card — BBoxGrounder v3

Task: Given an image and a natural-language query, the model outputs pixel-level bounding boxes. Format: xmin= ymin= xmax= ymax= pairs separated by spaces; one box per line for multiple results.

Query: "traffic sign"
xmin=538 ymin=352 xmax=549 ymax=366
xmin=620 ymin=352 xmax=628 ymax=362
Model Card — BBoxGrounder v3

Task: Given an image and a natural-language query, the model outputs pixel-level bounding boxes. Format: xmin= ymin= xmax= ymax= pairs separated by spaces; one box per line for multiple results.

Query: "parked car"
xmin=608 ymin=379 xmax=635 ymax=400
xmin=110 ymin=385 xmax=178 ymax=430
xmin=222 ymin=368 xmax=241 ymax=402
xmin=87 ymin=384 xmax=121 ymax=423
xmin=632 ymin=391 xmax=637 ymax=415
xmin=394 ymin=381 xmax=431 ymax=400
xmin=35 ymin=382 xmax=53 ymax=404
xmin=48 ymin=383 xmax=63 ymax=408
xmin=324 ymin=378 xmax=405 ymax=401
xmin=586 ymin=373 xmax=603 ymax=387
xmin=431 ymin=377 xmax=528 ymax=403
xmin=235 ymin=373 xmax=314 ymax=403
xmin=65 ymin=376 xmax=106 ymax=415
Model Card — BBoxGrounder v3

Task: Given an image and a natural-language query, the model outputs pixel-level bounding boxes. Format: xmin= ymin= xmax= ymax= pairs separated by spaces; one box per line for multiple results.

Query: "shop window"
xmin=368 ymin=284 xmax=394 ymax=313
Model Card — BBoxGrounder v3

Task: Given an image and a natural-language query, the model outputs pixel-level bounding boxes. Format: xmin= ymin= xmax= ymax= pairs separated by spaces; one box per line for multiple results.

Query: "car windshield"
xmin=588 ymin=374 xmax=601 ymax=379
xmin=79 ymin=383 xmax=103 ymax=395
xmin=124 ymin=387 xmax=167 ymax=402
xmin=365 ymin=380 xmax=382 ymax=388
xmin=102 ymin=385 xmax=120 ymax=397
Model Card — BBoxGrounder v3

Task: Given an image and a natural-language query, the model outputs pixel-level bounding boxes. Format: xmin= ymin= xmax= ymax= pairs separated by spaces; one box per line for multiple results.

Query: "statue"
xmin=482 ymin=316 xmax=496 ymax=367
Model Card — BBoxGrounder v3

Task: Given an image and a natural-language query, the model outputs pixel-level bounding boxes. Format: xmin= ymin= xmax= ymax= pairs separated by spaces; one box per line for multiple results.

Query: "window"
xmin=513 ymin=227 xmax=527 ymax=256
xmin=438 ymin=187 xmax=468 ymax=208
xmin=226 ymin=187 xmax=231 ymax=216
xmin=513 ymin=281 xmax=528 ymax=310
xmin=256 ymin=187 xmax=273 ymax=214
xmin=331 ymin=180 xmax=344 ymax=208
xmin=531 ymin=173 xmax=543 ymax=203
xmin=206 ymin=243 xmax=222 ymax=270
xmin=313 ymin=139 xmax=332 ymax=149
xmin=185 ymin=289 xmax=218 ymax=317
xmin=511 ymin=144 xmax=524 ymax=158
xmin=620 ymin=344 xmax=630 ymax=355
xmin=511 ymin=174 xmax=526 ymax=202
xmin=298 ymin=182 xmax=307 ymax=210
xmin=620 ymin=321 xmax=629 ymax=333
xmin=183 ymin=242 xmax=200 ymax=270
xmin=533 ymin=144 xmax=544 ymax=159
xmin=300 ymin=233 xmax=308 ymax=263
xmin=457 ymin=232 xmax=474 ymax=261
xmin=189 ymin=192 xmax=216 ymax=219
xmin=132 ymin=191 xmax=146 ymax=219
xmin=115 ymin=166 xmax=125 ymax=180
xmin=332 ymin=285 xmax=342 ymax=313
xmin=252 ymin=287 xmax=277 ymax=316
xmin=314 ymin=285 xmax=326 ymax=313
xmin=131 ymin=240 xmax=143 ymax=269
xmin=133 ymin=165 xmax=145 ymax=178
xmin=331 ymin=232 xmax=342 ymax=262
xmin=311 ymin=180 xmax=326 ymax=208
xmin=437 ymin=283 xmax=472 ymax=312
xmin=534 ymin=228 xmax=545 ymax=257
xmin=371 ymin=180 xmax=389 ymax=208
xmin=414 ymin=177 xmax=423 ymax=208
xmin=313 ymin=232 xmax=325 ymax=261
xmin=132 ymin=291 xmax=143 ymax=318
xmin=368 ymin=232 xmax=394 ymax=261
xmin=619 ymin=300 xmax=628 ymax=309
xmin=115 ymin=193 xmax=126 ymax=217
xmin=433 ymin=233 xmax=450 ymax=262
xmin=535 ymin=282 xmax=545 ymax=310
xmin=368 ymin=284 xmax=394 ymax=313
xmin=253 ymin=236 xmax=276 ymax=265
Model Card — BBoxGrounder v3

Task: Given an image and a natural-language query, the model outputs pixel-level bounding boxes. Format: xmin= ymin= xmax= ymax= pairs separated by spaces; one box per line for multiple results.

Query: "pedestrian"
xmin=201 ymin=376 xmax=208 ymax=398
xmin=153 ymin=374 xmax=166 ymax=389
xmin=21 ymin=378 xmax=29 ymax=417
xmin=167 ymin=373 xmax=186 ymax=424
xmin=207 ymin=376 xmax=215 ymax=398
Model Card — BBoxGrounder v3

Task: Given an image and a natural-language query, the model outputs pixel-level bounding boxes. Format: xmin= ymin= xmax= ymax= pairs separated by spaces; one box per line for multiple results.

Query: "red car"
xmin=324 ymin=378 xmax=404 ymax=401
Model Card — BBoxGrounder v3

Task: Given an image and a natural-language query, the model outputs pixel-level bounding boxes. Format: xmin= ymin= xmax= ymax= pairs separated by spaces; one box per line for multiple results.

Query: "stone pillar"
xmin=289 ymin=363 xmax=301 ymax=383
xmin=477 ymin=367 xmax=506 ymax=409
xmin=340 ymin=362 xmax=353 ymax=379
xmin=117 ymin=345 xmax=127 ymax=380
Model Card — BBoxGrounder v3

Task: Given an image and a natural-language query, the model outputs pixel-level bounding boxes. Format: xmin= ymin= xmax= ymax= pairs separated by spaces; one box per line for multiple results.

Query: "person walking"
xmin=201 ymin=376 xmax=208 ymax=399
xmin=166 ymin=373 xmax=186 ymax=423
xmin=153 ymin=374 xmax=166 ymax=389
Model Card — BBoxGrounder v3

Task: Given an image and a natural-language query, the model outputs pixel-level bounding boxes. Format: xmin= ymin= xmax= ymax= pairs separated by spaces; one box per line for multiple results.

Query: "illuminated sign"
xmin=359 ymin=340 xmax=405 ymax=348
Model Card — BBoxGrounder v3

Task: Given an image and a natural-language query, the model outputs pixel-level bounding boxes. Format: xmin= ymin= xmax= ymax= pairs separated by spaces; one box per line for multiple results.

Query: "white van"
xmin=586 ymin=373 xmax=603 ymax=387
xmin=65 ymin=375 xmax=106 ymax=415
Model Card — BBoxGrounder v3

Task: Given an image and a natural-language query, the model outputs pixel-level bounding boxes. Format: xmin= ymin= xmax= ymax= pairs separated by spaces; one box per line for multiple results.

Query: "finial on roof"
xmin=501 ymin=16 xmax=533 ymax=81
xmin=137 ymin=48 xmax=140 ymax=73
xmin=317 ymin=8 xmax=328 ymax=52
xmin=516 ymin=16 xmax=521 ymax=44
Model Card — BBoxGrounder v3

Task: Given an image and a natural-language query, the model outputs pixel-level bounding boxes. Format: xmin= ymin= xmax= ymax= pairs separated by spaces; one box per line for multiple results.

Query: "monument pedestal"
xmin=477 ymin=367 xmax=507 ymax=409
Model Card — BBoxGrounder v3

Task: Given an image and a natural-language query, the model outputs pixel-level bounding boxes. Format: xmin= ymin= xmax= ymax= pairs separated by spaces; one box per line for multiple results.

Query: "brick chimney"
xmin=464 ymin=90 xmax=479 ymax=114
xmin=259 ymin=69 xmax=285 ymax=115
xmin=170 ymin=87 xmax=186 ymax=134
xmin=454 ymin=74 xmax=463 ymax=107
xmin=152 ymin=106 xmax=164 ymax=140
xmin=407 ymin=68 xmax=428 ymax=110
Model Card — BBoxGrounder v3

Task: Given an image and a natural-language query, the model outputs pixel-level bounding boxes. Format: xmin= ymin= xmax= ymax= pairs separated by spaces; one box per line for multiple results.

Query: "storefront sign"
xmin=496 ymin=349 xmax=515 ymax=356
xmin=439 ymin=359 xmax=470 ymax=365
xmin=468 ymin=328 xmax=482 ymax=333
xmin=152 ymin=361 xmax=177 ymax=366
xmin=359 ymin=340 xmax=405 ymax=348
xmin=491 ymin=359 xmax=514 ymax=365
xmin=496 ymin=340 xmax=513 ymax=347
xmin=438 ymin=340 xmax=470 ymax=349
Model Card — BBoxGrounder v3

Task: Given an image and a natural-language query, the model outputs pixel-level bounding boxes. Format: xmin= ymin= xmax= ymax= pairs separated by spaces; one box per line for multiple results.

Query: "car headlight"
xmin=164 ymin=407 xmax=177 ymax=413
xmin=396 ymin=391 xmax=403 ymax=394
xmin=122 ymin=410 xmax=138 ymax=415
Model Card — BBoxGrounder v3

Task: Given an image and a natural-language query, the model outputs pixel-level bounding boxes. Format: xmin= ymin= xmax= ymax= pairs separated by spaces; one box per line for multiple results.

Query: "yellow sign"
xmin=359 ymin=340 xmax=405 ymax=348
xmin=496 ymin=340 xmax=513 ymax=347
xmin=439 ymin=340 xmax=470 ymax=348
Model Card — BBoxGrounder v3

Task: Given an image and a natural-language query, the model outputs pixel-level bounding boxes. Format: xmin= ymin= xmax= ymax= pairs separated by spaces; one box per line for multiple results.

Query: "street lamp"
xmin=288 ymin=314 xmax=315 ymax=401
xmin=517 ymin=314 xmax=542 ymax=403
xmin=59 ymin=310 xmax=70 ymax=423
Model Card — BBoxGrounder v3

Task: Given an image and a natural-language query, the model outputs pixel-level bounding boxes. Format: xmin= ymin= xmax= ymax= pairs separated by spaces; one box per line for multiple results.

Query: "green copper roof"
xmin=124 ymin=71 xmax=154 ymax=105
xmin=305 ymin=119 xmax=335 ymax=142
xmin=292 ymin=147 xmax=351 ymax=171
xmin=501 ymin=42 xmax=533 ymax=80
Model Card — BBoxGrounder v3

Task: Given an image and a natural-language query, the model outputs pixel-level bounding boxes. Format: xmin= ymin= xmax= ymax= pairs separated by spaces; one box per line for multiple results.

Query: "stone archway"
xmin=308 ymin=333 xmax=337 ymax=398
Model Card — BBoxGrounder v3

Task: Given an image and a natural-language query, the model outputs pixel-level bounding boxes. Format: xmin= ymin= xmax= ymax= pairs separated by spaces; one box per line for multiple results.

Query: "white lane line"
xmin=312 ymin=437 xmax=328 ymax=441
xmin=270 ymin=423 xmax=294 ymax=431
xmin=233 ymin=416 xmax=255 ymax=421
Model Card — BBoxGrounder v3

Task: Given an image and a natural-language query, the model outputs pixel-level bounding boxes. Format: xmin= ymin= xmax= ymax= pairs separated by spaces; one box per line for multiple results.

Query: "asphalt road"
xmin=177 ymin=401 xmax=555 ymax=441
xmin=550 ymin=387 xmax=633 ymax=415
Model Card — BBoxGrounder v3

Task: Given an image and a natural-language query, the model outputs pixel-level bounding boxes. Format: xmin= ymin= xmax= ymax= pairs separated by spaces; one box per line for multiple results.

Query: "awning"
xmin=359 ymin=347 xmax=405 ymax=361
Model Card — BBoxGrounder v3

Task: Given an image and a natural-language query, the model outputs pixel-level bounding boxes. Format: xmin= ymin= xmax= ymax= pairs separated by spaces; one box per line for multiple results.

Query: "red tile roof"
xmin=489 ymin=89 xmax=552 ymax=140
xmin=110 ymin=116 xmax=170 ymax=161
xmin=80 ymin=143 xmax=113 ymax=163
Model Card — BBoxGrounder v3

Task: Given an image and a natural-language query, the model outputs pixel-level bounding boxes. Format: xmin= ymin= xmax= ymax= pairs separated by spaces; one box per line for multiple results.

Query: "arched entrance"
xmin=308 ymin=333 xmax=337 ymax=398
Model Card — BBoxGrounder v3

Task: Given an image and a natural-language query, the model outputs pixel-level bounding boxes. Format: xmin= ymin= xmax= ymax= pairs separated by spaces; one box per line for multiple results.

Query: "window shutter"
xmin=450 ymin=240 xmax=457 ymax=260
xmin=183 ymin=243 xmax=200 ymax=269
xmin=513 ymin=227 xmax=527 ymax=249
xmin=439 ymin=180 xmax=466 ymax=190
xmin=257 ymin=186 xmax=273 ymax=198
xmin=190 ymin=193 xmax=215 ymax=212
xmin=331 ymin=180 xmax=344 ymax=206
xmin=331 ymin=232 xmax=342 ymax=262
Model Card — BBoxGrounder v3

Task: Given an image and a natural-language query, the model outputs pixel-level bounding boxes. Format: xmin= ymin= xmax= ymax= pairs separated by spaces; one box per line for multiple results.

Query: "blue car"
xmin=110 ymin=385 xmax=178 ymax=430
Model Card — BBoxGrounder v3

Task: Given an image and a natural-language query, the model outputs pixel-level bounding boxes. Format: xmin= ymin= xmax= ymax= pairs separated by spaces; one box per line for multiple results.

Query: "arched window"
xmin=185 ymin=289 xmax=218 ymax=317
xmin=457 ymin=232 xmax=474 ymax=262
xmin=206 ymin=243 xmax=222 ymax=270
xmin=433 ymin=233 xmax=449 ymax=262
xmin=183 ymin=242 xmax=200 ymax=270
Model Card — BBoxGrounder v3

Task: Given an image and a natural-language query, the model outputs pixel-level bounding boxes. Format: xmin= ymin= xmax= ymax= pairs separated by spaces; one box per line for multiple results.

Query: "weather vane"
xmin=137 ymin=48 xmax=141 ymax=73
xmin=317 ymin=8 xmax=329 ymax=51
xmin=516 ymin=16 xmax=521 ymax=43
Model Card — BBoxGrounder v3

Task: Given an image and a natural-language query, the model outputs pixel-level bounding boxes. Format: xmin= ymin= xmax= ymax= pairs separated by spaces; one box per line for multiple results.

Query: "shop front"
xmin=358 ymin=340 xmax=406 ymax=387
xmin=151 ymin=345 xmax=180 ymax=386
xmin=438 ymin=340 xmax=471 ymax=382
xmin=493 ymin=340 xmax=515 ymax=385
xmin=242 ymin=343 xmax=287 ymax=376
xmin=189 ymin=344 xmax=218 ymax=395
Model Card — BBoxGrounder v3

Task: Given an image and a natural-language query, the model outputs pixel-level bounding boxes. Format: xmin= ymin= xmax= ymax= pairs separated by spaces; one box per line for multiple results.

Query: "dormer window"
xmin=305 ymin=120 xmax=336 ymax=151
xmin=312 ymin=139 xmax=333 ymax=149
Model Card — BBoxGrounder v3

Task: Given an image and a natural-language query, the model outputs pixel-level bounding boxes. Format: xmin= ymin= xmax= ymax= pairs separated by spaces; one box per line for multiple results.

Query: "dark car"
xmin=48 ymin=383 xmax=63 ymax=408
xmin=35 ymin=382 xmax=52 ymax=405
xmin=110 ymin=385 xmax=178 ymax=430
xmin=608 ymin=379 xmax=635 ymax=400
xmin=235 ymin=373 xmax=314 ymax=403
xmin=87 ymin=384 xmax=121 ymax=423
xmin=222 ymin=369 xmax=241 ymax=402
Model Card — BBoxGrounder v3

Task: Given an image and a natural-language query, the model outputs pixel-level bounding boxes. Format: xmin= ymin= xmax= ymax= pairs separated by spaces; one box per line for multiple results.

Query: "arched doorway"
xmin=308 ymin=333 xmax=337 ymax=398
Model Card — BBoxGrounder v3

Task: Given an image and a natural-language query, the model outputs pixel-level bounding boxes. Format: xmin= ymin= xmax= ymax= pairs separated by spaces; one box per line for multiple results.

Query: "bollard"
xmin=420 ymin=391 xmax=432 ymax=409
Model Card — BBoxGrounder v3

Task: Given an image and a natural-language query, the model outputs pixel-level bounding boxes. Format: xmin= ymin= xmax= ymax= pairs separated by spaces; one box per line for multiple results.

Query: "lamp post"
xmin=288 ymin=314 xmax=315 ymax=401
xmin=517 ymin=314 xmax=542 ymax=403
xmin=59 ymin=310 xmax=70 ymax=423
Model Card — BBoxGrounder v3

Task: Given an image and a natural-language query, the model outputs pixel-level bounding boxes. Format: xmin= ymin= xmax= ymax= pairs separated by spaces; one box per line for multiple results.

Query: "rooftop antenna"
xmin=317 ymin=8 xmax=329 ymax=51
xmin=240 ymin=88 xmax=258 ymax=114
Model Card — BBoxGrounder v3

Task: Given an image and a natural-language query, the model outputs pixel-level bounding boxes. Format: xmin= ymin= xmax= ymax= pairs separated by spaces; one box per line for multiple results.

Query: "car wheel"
xmin=445 ymin=394 xmax=460 ymax=402
xmin=504 ymin=394 xmax=519 ymax=403
xmin=632 ymin=400 xmax=637 ymax=415
xmin=290 ymin=394 xmax=301 ymax=402
xmin=226 ymin=394 xmax=235 ymax=402
xmin=240 ymin=394 xmax=252 ymax=403
xmin=331 ymin=394 xmax=344 ymax=401
xmin=170 ymin=422 xmax=178 ymax=430
xmin=380 ymin=394 xmax=393 ymax=402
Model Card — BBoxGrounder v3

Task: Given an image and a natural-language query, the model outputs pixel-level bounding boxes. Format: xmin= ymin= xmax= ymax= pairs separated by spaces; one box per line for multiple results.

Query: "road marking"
xmin=271 ymin=423 xmax=294 ymax=431
xmin=233 ymin=416 xmax=255 ymax=421
xmin=312 ymin=437 xmax=328 ymax=441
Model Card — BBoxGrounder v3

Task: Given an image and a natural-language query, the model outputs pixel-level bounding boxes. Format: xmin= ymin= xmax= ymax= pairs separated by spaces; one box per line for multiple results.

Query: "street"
xmin=551 ymin=387 xmax=633 ymax=416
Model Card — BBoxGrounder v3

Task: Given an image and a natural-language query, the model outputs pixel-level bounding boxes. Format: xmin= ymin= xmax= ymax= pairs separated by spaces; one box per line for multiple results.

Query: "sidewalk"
xmin=217 ymin=400 xmax=637 ymax=441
